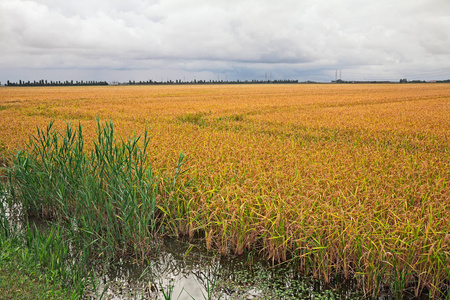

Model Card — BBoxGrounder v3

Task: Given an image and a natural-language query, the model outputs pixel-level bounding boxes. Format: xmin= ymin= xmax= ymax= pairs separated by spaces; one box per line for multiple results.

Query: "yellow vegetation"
xmin=1 ymin=83 xmax=449 ymax=297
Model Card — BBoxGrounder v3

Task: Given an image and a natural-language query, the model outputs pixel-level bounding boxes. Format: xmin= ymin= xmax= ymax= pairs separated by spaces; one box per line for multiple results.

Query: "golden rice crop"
xmin=1 ymin=83 xmax=449 ymax=298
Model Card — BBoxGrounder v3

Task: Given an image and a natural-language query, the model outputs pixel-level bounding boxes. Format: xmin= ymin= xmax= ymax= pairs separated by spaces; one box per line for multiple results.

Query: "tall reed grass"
xmin=6 ymin=120 xmax=188 ymax=261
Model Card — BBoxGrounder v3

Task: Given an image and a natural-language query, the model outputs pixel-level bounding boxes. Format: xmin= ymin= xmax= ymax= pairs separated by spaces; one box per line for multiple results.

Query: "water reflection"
xmin=91 ymin=238 xmax=364 ymax=300
xmin=1 ymin=193 xmax=23 ymax=233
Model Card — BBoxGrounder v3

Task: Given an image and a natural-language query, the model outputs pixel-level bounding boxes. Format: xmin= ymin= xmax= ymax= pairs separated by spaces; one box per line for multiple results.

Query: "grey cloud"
xmin=1 ymin=0 xmax=449 ymax=82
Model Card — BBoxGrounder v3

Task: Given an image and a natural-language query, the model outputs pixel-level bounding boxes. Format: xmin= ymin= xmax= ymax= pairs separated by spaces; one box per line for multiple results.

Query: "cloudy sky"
xmin=1 ymin=0 xmax=449 ymax=83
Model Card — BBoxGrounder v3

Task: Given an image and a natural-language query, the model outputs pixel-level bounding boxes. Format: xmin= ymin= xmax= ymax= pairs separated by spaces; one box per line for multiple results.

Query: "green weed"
xmin=177 ymin=112 xmax=206 ymax=127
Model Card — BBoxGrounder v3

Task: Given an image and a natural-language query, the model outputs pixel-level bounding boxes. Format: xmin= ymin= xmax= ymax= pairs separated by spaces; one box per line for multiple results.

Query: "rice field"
xmin=1 ymin=83 xmax=449 ymax=298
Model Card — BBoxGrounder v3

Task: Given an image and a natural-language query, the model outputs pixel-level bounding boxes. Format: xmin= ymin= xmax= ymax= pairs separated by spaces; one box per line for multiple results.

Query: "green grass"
xmin=0 ymin=184 xmax=82 ymax=299
xmin=177 ymin=112 xmax=207 ymax=127
xmin=0 ymin=235 xmax=80 ymax=300
xmin=0 ymin=140 xmax=7 ymax=173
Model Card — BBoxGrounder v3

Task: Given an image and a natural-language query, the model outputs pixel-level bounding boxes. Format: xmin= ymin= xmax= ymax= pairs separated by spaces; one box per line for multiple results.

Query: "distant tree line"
xmin=125 ymin=79 xmax=299 ymax=85
xmin=331 ymin=79 xmax=450 ymax=84
xmin=5 ymin=80 xmax=108 ymax=86
xmin=332 ymin=80 xmax=395 ymax=84
xmin=400 ymin=79 xmax=450 ymax=83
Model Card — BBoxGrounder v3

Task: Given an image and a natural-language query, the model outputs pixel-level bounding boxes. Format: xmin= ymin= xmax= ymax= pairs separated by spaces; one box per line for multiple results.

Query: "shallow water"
xmin=89 ymin=238 xmax=365 ymax=300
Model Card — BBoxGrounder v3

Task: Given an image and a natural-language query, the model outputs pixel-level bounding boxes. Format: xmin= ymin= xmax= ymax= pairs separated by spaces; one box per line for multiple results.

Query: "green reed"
xmin=6 ymin=120 xmax=188 ymax=261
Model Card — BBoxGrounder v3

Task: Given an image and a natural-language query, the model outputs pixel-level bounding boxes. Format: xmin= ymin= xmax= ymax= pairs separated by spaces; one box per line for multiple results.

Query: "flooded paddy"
xmin=88 ymin=238 xmax=363 ymax=300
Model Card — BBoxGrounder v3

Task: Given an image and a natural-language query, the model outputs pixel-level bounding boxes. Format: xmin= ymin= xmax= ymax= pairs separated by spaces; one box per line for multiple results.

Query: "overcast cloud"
xmin=1 ymin=0 xmax=449 ymax=83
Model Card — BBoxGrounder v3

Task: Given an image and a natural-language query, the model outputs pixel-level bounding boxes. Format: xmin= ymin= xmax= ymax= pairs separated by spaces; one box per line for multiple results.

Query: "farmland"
xmin=0 ymin=84 xmax=449 ymax=298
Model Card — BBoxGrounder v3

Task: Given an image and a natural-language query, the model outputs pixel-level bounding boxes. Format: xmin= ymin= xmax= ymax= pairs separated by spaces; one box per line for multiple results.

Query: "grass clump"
xmin=0 ymin=240 xmax=74 ymax=300
xmin=177 ymin=112 xmax=207 ymax=127
xmin=0 ymin=226 xmax=87 ymax=300
xmin=217 ymin=114 xmax=244 ymax=122
xmin=6 ymin=120 xmax=189 ymax=260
